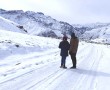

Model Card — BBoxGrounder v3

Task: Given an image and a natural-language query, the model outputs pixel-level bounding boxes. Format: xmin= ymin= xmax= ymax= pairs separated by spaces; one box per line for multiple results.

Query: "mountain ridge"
xmin=0 ymin=9 xmax=110 ymax=44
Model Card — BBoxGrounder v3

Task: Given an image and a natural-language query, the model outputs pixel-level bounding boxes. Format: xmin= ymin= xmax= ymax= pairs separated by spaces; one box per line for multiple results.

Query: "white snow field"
xmin=0 ymin=30 xmax=110 ymax=90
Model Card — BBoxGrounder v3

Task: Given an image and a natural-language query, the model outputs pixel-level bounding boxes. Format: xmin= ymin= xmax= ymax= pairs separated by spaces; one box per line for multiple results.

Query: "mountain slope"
xmin=0 ymin=29 xmax=59 ymax=55
xmin=81 ymin=25 xmax=110 ymax=44
xmin=0 ymin=9 xmax=74 ymax=37
xmin=0 ymin=16 xmax=27 ymax=33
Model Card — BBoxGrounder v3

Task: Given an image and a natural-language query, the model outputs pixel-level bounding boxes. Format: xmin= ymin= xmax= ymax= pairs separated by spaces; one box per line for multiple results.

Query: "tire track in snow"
xmin=72 ymin=44 xmax=104 ymax=90
xmin=24 ymin=69 xmax=67 ymax=90
xmin=42 ymin=44 xmax=96 ymax=90
xmin=0 ymin=56 xmax=62 ymax=90
xmin=0 ymin=49 xmax=60 ymax=84
xmin=23 ymin=43 xmax=95 ymax=90
xmin=0 ymin=43 xmax=105 ymax=90
xmin=30 ymin=44 xmax=104 ymax=90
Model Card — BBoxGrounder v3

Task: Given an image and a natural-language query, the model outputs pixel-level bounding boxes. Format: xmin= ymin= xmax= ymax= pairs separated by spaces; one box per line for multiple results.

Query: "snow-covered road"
xmin=0 ymin=43 xmax=110 ymax=90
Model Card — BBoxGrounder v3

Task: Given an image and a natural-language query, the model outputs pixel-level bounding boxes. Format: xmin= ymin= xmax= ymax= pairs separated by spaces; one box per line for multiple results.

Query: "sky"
xmin=0 ymin=0 xmax=110 ymax=24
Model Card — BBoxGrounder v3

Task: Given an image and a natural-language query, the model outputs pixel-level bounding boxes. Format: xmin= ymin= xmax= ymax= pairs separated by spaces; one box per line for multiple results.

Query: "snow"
xmin=0 ymin=29 xmax=110 ymax=90
xmin=0 ymin=10 xmax=69 ymax=37
xmin=82 ymin=25 xmax=110 ymax=44
xmin=0 ymin=10 xmax=110 ymax=90
xmin=0 ymin=16 xmax=25 ymax=33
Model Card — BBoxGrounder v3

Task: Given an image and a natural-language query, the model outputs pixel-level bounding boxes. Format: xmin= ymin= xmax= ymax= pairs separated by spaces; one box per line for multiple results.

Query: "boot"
xmin=63 ymin=65 xmax=67 ymax=69
xmin=70 ymin=66 xmax=76 ymax=69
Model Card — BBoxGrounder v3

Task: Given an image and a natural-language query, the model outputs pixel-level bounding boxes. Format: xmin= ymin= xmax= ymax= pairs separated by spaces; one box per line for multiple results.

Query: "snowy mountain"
xmin=0 ymin=9 xmax=74 ymax=38
xmin=72 ymin=23 xmax=110 ymax=36
xmin=71 ymin=23 xmax=110 ymax=44
xmin=0 ymin=9 xmax=110 ymax=45
xmin=80 ymin=24 xmax=110 ymax=44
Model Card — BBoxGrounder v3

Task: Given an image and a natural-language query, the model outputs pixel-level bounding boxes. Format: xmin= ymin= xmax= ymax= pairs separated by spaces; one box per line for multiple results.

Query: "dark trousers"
xmin=61 ymin=56 xmax=66 ymax=66
xmin=70 ymin=53 xmax=76 ymax=67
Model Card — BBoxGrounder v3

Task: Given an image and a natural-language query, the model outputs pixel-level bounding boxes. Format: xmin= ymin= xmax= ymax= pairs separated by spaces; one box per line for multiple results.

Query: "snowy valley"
xmin=1 ymin=9 xmax=110 ymax=44
xmin=0 ymin=9 xmax=110 ymax=90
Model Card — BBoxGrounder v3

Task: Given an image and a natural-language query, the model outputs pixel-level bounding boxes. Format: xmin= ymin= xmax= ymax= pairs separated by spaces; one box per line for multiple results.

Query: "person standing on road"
xmin=69 ymin=33 xmax=79 ymax=69
xmin=59 ymin=36 xmax=70 ymax=68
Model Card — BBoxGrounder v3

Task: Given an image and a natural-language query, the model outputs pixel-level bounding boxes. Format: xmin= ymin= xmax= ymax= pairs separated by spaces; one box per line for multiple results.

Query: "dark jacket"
xmin=59 ymin=40 xmax=70 ymax=56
